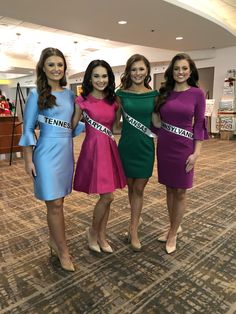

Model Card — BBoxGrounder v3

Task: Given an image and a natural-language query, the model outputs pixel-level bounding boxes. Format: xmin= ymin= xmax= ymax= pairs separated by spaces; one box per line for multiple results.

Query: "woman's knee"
xmin=100 ymin=193 xmax=114 ymax=205
xmin=133 ymin=185 xmax=145 ymax=197
xmin=46 ymin=198 xmax=63 ymax=213
xmin=175 ymin=189 xmax=186 ymax=200
xmin=166 ymin=186 xmax=174 ymax=195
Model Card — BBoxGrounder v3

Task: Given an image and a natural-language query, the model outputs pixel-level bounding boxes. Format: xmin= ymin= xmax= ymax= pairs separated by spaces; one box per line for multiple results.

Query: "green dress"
xmin=117 ymin=89 xmax=158 ymax=178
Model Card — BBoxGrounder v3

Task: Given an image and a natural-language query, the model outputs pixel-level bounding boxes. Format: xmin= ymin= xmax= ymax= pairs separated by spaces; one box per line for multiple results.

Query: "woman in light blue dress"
xmin=19 ymin=47 xmax=83 ymax=272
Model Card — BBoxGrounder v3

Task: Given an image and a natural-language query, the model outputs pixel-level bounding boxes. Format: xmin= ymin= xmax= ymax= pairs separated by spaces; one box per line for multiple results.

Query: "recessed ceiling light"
xmin=176 ymin=36 xmax=183 ymax=40
xmin=118 ymin=21 xmax=127 ymax=25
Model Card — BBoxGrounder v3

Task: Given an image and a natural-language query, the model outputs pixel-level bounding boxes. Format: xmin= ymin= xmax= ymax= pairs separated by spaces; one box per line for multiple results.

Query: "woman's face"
xmin=173 ymin=59 xmax=191 ymax=84
xmin=43 ymin=56 xmax=65 ymax=84
xmin=130 ymin=60 xmax=148 ymax=85
xmin=91 ymin=66 xmax=109 ymax=92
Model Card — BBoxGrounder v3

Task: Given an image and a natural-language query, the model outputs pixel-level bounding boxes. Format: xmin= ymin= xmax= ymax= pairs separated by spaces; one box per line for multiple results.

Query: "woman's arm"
xmin=23 ymin=146 xmax=37 ymax=178
xmin=19 ymin=89 xmax=39 ymax=178
xmin=113 ymin=96 xmax=122 ymax=134
xmin=152 ymin=112 xmax=161 ymax=128
xmin=72 ymin=104 xmax=82 ymax=129
xmin=185 ymin=89 xmax=208 ymax=173
xmin=72 ymin=104 xmax=85 ymax=137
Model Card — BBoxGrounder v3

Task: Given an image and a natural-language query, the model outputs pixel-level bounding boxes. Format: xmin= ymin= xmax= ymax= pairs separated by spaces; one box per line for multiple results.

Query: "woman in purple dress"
xmin=73 ymin=60 xmax=126 ymax=253
xmin=153 ymin=53 xmax=208 ymax=254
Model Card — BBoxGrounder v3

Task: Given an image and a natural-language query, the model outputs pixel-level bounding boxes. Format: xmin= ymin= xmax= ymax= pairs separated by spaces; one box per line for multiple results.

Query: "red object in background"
xmin=0 ymin=100 xmax=11 ymax=116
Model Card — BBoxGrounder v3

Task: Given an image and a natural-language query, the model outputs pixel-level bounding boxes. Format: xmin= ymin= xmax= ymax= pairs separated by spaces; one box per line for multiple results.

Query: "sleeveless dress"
xmin=19 ymin=88 xmax=76 ymax=201
xmin=116 ymin=89 xmax=158 ymax=178
xmin=73 ymin=95 xmax=126 ymax=194
xmin=157 ymin=87 xmax=208 ymax=189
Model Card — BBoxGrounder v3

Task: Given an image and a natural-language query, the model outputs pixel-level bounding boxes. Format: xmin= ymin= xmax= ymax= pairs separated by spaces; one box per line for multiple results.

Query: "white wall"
xmin=6 ymin=45 xmax=236 ymax=133
xmin=213 ymin=46 xmax=236 ymax=104
xmin=0 ymin=85 xmax=11 ymax=99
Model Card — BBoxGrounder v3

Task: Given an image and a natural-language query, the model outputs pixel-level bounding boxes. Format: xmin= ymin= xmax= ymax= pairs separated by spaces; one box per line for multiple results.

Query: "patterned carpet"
xmin=0 ymin=135 xmax=236 ymax=314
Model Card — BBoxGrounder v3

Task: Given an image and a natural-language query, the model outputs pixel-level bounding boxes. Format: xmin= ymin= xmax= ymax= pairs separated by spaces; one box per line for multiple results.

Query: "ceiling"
xmin=0 ymin=0 xmax=236 ymax=79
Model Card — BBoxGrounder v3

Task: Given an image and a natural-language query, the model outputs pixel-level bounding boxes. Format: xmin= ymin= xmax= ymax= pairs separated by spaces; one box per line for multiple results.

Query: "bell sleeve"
xmin=19 ymin=89 xmax=39 ymax=146
xmin=193 ymin=89 xmax=209 ymax=140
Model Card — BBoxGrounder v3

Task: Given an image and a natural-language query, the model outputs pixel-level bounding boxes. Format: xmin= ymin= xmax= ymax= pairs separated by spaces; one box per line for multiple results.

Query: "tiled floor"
xmin=0 ymin=135 xmax=236 ymax=313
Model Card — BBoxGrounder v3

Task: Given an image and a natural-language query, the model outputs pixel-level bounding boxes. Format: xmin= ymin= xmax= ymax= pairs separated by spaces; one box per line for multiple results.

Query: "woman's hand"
xmin=25 ymin=161 xmax=37 ymax=179
xmin=185 ymin=153 xmax=198 ymax=173
xmin=23 ymin=146 xmax=36 ymax=178
xmin=186 ymin=140 xmax=202 ymax=172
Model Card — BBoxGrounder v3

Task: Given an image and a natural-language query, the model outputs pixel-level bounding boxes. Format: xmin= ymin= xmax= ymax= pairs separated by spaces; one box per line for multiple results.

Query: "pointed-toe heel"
xmin=99 ymin=243 xmax=113 ymax=253
xmin=158 ymin=226 xmax=183 ymax=243
xmin=48 ymin=242 xmax=75 ymax=272
xmin=130 ymin=242 xmax=142 ymax=252
xmin=165 ymin=244 xmax=176 ymax=254
xmin=165 ymin=236 xmax=177 ymax=254
xmin=59 ymin=258 xmax=75 ymax=272
xmin=86 ymin=227 xmax=101 ymax=253
xmin=127 ymin=231 xmax=142 ymax=252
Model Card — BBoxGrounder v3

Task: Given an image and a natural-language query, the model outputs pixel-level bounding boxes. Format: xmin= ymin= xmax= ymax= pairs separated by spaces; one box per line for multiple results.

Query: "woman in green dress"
xmin=116 ymin=54 xmax=158 ymax=251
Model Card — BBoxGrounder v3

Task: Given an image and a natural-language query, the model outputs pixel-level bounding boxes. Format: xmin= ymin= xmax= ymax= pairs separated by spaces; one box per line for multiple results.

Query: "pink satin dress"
xmin=73 ymin=94 xmax=126 ymax=194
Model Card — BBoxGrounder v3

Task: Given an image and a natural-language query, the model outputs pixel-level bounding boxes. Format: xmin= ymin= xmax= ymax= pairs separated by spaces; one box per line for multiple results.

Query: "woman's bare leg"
xmin=88 ymin=193 xmax=114 ymax=249
xmin=166 ymin=188 xmax=186 ymax=253
xmin=46 ymin=198 xmax=74 ymax=271
xmin=127 ymin=177 xmax=149 ymax=250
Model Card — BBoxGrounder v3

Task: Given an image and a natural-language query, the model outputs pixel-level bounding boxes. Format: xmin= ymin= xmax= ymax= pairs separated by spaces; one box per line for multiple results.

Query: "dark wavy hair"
xmin=155 ymin=53 xmax=199 ymax=112
xmin=36 ymin=47 xmax=67 ymax=110
xmin=81 ymin=59 xmax=116 ymax=104
xmin=120 ymin=54 xmax=152 ymax=90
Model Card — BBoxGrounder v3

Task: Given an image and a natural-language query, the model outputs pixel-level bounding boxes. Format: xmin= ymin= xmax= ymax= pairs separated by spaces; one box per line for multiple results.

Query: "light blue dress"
xmin=19 ymin=88 xmax=82 ymax=201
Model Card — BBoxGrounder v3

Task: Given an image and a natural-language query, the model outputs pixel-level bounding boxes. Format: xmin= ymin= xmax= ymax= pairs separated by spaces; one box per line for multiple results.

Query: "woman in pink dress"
xmin=153 ymin=53 xmax=208 ymax=254
xmin=73 ymin=60 xmax=126 ymax=253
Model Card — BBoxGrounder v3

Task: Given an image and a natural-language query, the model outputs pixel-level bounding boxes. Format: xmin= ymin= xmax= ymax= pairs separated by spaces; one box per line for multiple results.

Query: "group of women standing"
xmin=19 ymin=47 xmax=208 ymax=272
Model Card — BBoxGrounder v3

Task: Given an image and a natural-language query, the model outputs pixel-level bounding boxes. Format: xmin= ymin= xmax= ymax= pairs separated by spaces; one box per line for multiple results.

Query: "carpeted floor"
xmin=0 ymin=135 xmax=235 ymax=314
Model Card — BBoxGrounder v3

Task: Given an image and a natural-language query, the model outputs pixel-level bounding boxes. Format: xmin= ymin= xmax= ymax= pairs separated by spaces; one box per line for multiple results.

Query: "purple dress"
xmin=73 ymin=95 xmax=126 ymax=194
xmin=157 ymin=87 xmax=208 ymax=189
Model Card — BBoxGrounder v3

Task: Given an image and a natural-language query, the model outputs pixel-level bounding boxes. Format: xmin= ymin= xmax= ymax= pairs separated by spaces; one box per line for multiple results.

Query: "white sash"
xmin=83 ymin=111 xmax=115 ymax=141
xmin=38 ymin=114 xmax=71 ymax=129
xmin=161 ymin=121 xmax=193 ymax=140
xmin=122 ymin=108 xmax=156 ymax=138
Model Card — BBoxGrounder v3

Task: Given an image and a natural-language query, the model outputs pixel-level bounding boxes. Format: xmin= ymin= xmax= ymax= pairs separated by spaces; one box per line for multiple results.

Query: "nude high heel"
xmin=165 ymin=236 xmax=177 ymax=254
xmin=127 ymin=231 xmax=142 ymax=252
xmin=48 ymin=241 xmax=75 ymax=272
xmin=86 ymin=227 xmax=101 ymax=253
xmin=98 ymin=240 xmax=113 ymax=253
xmin=157 ymin=225 xmax=182 ymax=242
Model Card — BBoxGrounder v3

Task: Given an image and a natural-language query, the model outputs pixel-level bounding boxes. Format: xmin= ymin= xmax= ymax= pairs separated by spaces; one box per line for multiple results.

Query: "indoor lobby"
xmin=0 ymin=1 xmax=236 ymax=313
